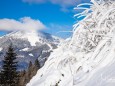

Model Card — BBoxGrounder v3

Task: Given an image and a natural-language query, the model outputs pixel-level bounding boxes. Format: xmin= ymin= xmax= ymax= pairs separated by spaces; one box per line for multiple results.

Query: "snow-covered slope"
xmin=0 ymin=31 xmax=62 ymax=70
xmin=27 ymin=0 xmax=115 ymax=86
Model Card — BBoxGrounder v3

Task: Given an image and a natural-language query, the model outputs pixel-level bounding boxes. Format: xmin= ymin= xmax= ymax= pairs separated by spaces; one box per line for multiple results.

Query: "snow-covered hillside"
xmin=0 ymin=31 xmax=62 ymax=70
xmin=27 ymin=0 xmax=115 ymax=86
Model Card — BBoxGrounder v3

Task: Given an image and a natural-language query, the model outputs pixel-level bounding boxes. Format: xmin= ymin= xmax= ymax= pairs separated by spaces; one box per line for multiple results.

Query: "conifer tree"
xmin=0 ymin=44 xmax=19 ymax=86
xmin=26 ymin=61 xmax=33 ymax=83
xmin=32 ymin=59 xmax=40 ymax=77
xmin=34 ymin=59 xmax=40 ymax=70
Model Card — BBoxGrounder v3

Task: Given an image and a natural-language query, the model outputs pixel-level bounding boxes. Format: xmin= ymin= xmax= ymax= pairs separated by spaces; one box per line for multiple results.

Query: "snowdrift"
xmin=27 ymin=0 xmax=115 ymax=86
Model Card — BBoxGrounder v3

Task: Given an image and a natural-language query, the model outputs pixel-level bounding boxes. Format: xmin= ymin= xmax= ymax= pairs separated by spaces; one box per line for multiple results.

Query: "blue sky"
xmin=0 ymin=0 xmax=90 ymax=38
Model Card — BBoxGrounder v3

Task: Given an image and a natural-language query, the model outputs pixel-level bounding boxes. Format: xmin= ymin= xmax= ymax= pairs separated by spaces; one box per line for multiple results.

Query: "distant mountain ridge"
xmin=0 ymin=31 xmax=63 ymax=71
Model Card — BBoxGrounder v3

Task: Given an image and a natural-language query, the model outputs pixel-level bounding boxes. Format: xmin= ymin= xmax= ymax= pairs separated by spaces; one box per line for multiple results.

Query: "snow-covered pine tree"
xmin=0 ymin=44 xmax=19 ymax=86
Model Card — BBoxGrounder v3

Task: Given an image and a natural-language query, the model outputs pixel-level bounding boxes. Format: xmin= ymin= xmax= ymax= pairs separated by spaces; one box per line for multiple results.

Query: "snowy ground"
xmin=27 ymin=0 xmax=115 ymax=86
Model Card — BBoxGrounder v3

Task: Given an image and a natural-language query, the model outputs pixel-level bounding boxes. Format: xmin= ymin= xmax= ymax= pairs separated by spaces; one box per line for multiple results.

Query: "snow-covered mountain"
xmin=27 ymin=0 xmax=115 ymax=86
xmin=0 ymin=31 xmax=63 ymax=70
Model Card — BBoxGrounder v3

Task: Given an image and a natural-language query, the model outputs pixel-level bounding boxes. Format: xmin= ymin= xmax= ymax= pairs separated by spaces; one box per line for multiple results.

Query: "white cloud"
xmin=50 ymin=0 xmax=77 ymax=7
xmin=22 ymin=0 xmax=90 ymax=12
xmin=0 ymin=17 xmax=46 ymax=32
xmin=22 ymin=0 xmax=79 ymax=10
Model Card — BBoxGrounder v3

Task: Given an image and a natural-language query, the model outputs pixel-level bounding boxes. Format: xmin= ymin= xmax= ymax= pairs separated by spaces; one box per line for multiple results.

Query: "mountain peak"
xmin=3 ymin=31 xmax=63 ymax=46
xmin=0 ymin=31 xmax=62 ymax=70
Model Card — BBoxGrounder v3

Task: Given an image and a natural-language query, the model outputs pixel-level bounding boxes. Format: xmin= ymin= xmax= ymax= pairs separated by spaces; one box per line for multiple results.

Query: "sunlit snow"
xmin=27 ymin=0 xmax=115 ymax=86
xmin=0 ymin=48 xmax=2 ymax=51
xmin=29 ymin=53 xmax=34 ymax=57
